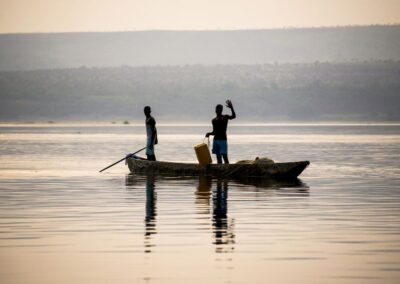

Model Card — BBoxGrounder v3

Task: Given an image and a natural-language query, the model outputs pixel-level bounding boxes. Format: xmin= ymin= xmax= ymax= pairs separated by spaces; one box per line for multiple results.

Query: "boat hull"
xmin=127 ymin=158 xmax=310 ymax=179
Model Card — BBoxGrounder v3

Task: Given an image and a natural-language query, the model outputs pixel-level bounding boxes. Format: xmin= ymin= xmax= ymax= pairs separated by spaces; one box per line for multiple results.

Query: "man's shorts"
xmin=146 ymin=138 xmax=155 ymax=155
xmin=212 ymin=139 xmax=228 ymax=155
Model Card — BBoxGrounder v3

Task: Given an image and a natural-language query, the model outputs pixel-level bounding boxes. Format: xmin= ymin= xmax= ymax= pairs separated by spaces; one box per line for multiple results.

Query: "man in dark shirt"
xmin=205 ymin=100 xmax=236 ymax=164
xmin=144 ymin=106 xmax=157 ymax=161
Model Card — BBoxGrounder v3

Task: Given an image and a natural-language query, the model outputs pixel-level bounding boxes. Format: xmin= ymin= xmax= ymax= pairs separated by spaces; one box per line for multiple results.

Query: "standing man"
xmin=205 ymin=100 xmax=236 ymax=164
xmin=144 ymin=106 xmax=158 ymax=161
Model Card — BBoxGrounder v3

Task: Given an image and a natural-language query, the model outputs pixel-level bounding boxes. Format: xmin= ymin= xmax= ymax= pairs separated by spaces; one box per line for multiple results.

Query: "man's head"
xmin=215 ymin=104 xmax=223 ymax=115
xmin=144 ymin=106 xmax=151 ymax=116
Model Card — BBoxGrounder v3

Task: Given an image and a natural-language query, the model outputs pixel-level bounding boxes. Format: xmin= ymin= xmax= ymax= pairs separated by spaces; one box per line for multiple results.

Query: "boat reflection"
xmin=234 ymin=177 xmax=309 ymax=192
xmin=126 ymin=174 xmax=309 ymax=254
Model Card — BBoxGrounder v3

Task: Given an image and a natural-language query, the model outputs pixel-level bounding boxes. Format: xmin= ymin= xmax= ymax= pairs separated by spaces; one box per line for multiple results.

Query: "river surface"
xmin=0 ymin=123 xmax=400 ymax=284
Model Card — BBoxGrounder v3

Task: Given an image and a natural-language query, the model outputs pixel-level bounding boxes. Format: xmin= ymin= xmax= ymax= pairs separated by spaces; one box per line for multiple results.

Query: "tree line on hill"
xmin=0 ymin=61 xmax=399 ymax=122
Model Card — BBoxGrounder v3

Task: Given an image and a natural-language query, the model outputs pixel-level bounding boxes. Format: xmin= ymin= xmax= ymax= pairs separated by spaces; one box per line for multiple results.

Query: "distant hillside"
xmin=0 ymin=61 xmax=399 ymax=122
xmin=0 ymin=26 xmax=400 ymax=71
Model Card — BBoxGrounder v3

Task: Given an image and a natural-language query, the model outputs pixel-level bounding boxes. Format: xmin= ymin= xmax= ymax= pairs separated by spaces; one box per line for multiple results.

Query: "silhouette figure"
xmin=205 ymin=100 xmax=236 ymax=164
xmin=144 ymin=106 xmax=158 ymax=161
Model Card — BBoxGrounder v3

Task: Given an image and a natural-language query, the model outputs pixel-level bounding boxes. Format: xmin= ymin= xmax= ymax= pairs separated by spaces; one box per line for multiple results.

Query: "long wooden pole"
xmin=99 ymin=147 xmax=147 ymax=173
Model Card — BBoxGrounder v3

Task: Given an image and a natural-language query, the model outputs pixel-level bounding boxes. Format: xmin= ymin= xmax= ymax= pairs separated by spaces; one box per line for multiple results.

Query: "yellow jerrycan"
xmin=194 ymin=138 xmax=212 ymax=166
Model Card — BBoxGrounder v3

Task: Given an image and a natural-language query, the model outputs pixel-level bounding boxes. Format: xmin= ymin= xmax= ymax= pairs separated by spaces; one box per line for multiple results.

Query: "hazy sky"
xmin=1 ymin=0 xmax=399 ymax=33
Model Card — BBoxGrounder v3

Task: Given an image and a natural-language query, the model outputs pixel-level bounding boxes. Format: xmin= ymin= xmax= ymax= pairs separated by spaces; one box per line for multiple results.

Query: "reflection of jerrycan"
xmin=194 ymin=138 xmax=212 ymax=166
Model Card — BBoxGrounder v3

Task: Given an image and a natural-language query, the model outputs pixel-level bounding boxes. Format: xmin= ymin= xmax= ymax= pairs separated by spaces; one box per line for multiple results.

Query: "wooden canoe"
xmin=127 ymin=158 xmax=310 ymax=179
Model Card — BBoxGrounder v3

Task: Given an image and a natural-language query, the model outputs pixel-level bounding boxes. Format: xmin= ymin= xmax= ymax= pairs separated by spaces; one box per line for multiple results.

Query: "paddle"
xmin=99 ymin=146 xmax=147 ymax=173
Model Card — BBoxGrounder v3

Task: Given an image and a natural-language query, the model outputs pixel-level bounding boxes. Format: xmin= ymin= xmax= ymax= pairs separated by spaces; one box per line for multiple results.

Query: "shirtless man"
xmin=205 ymin=100 xmax=236 ymax=164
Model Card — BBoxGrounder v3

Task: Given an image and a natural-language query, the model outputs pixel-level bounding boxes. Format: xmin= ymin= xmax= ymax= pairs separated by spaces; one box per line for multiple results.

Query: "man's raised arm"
xmin=226 ymin=100 xmax=236 ymax=119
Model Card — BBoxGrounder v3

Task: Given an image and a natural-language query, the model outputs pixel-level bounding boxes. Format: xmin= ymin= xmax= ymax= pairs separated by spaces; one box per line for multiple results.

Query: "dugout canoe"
xmin=126 ymin=158 xmax=310 ymax=179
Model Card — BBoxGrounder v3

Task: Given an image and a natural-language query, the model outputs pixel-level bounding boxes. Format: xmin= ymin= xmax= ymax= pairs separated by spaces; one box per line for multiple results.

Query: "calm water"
xmin=0 ymin=123 xmax=400 ymax=284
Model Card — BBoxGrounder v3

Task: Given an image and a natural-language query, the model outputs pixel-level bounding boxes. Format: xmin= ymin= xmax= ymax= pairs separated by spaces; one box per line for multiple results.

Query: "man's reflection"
xmin=144 ymin=175 xmax=157 ymax=253
xmin=195 ymin=177 xmax=236 ymax=253
xmin=212 ymin=179 xmax=235 ymax=253
xmin=125 ymin=174 xmax=158 ymax=253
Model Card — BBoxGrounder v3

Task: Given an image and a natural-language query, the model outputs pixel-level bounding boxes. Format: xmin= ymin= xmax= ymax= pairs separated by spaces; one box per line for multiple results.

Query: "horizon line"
xmin=1 ymin=23 xmax=399 ymax=36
